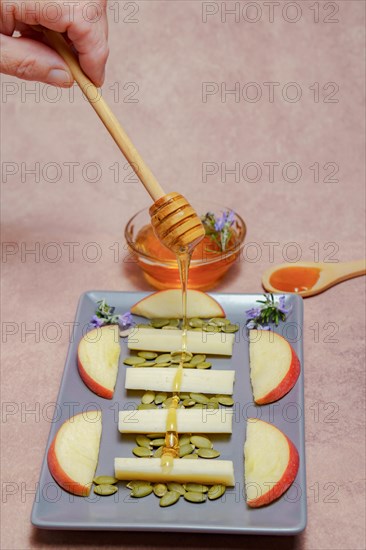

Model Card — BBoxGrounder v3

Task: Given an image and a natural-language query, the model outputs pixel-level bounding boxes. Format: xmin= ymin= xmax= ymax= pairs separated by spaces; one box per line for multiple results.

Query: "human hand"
xmin=0 ymin=0 xmax=109 ymax=87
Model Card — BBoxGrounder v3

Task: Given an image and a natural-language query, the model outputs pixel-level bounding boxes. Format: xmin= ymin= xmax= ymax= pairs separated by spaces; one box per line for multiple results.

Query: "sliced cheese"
xmin=128 ymin=328 xmax=234 ymax=356
xmin=115 ymin=458 xmax=235 ymax=486
xmin=125 ymin=368 xmax=235 ymax=394
xmin=119 ymin=408 xmax=233 ymax=434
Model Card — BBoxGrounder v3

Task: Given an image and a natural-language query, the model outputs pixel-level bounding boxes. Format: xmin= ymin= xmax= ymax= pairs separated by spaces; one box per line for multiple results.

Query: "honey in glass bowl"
xmin=125 ymin=203 xmax=246 ymax=290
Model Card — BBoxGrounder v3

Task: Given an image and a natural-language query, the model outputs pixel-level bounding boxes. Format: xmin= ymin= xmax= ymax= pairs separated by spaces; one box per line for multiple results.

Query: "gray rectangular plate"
xmin=31 ymin=291 xmax=306 ymax=534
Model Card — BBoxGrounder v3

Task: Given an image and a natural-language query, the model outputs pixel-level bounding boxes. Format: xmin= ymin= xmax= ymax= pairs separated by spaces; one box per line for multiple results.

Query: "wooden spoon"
xmin=38 ymin=28 xmax=205 ymax=253
xmin=262 ymin=260 xmax=366 ymax=298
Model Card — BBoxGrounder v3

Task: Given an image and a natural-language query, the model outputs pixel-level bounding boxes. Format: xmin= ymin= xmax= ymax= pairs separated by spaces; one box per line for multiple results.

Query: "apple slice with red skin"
xmin=249 ymin=330 xmax=300 ymax=405
xmin=244 ymin=419 xmax=299 ymax=507
xmin=77 ymin=325 xmax=120 ymax=399
xmin=47 ymin=411 xmax=102 ymax=496
xmin=130 ymin=289 xmax=225 ymax=319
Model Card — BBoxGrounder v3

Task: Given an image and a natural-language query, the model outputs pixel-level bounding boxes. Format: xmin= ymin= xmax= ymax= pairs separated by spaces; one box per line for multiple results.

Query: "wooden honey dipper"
xmin=38 ymin=29 xmax=205 ymax=253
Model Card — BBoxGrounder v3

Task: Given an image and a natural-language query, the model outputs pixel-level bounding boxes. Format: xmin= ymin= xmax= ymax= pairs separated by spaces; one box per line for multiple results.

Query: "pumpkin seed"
xmin=184 ymin=492 xmax=206 ymax=503
xmin=168 ymin=319 xmax=180 ymax=327
xmin=182 ymin=362 xmax=196 ymax=368
xmin=188 ymin=327 xmax=203 ymax=331
xmin=153 ymin=362 xmax=170 ymax=367
xmin=123 ymin=356 xmax=145 ymax=366
xmin=189 ymin=318 xmax=204 ymax=328
xmin=190 ymin=393 xmax=209 ymax=405
xmin=179 ymin=434 xmax=191 ymax=446
xmin=208 ymin=484 xmax=226 ymax=500
xmin=154 ymin=392 xmax=168 ymax=405
xmin=155 ymin=353 xmax=172 ymax=364
xmin=197 ymin=362 xmax=212 ymax=369
xmin=197 ymin=448 xmax=220 ymax=459
xmin=189 ymin=354 xmax=206 ymax=366
xmin=210 ymin=396 xmax=220 ymax=403
xmin=135 ymin=435 xmax=151 ymax=449
xmin=217 ymin=395 xmax=234 ymax=406
xmin=137 ymin=351 xmax=158 ymax=360
xmin=137 ymin=403 xmax=157 ymax=410
xmin=160 ymin=490 xmax=180 ymax=507
xmin=151 ymin=318 xmax=170 ymax=328
xmin=171 ymin=350 xmax=193 ymax=363
xmin=136 ymin=323 xmax=151 ymax=328
xmin=182 ymin=453 xmax=198 ymax=459
xmin=184 ymin=483 xmax=208 ymax=493
xmin=179 ymin=393 xmax=190 ymax=401
xmin=221 ymin=323 xmax=239 ymax=333
xmin=202 ymin=324 xmax=220 ymax=333
xmin=126 ymin=480 xmax=150 ymax=490
xmin=141 ymin=391 xmax=155 ymax=404
xmin=138 ymin=361 xmax=155 ymax=367
xmin=190 ymin=435 xmax=213 ymax=449
xmin=162 ymin=326 xmax=179 ymax=330
xmin=167 ymin=482 xmax=185 ymax=495
xmin=147 ymin=433 xmax=165 ymax=439
xmin=206 ymin=401 xmax=219 ymax=409
xmin=153 ymin=446 xmax=164 ymax=458
xmin=192 ymin=403 xmax=204 ymax=409
xmin=150 ymin=438 xmax=166 ymax=447
xmin=179 ymin=443 xmax=195 ymax=457
xmin=94 ymin=484 xmax=118 ymax=496
xmin=131 ymin=484 xmax=153 ymax=498
xmin=153 ymin=483 xmax=167 ymax=497
xmin=208 ymin=318 xmax=230 ymax=326
xmin=182 ymin=398 xmax=195 ymax=407
xmin=93 ymin=475 xmax=119 ymax=485
xmin=132 ymin=446 xmax=152 ymax=458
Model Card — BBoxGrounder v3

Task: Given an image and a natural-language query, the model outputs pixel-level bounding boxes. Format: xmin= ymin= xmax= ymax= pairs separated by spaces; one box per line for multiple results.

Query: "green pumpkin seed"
xmin=190 ymin=436 xmax=213 ymax=449
xmin=150 ymin=438 xmax=166 ymax=447
xmin=202 ymin=324 xmax=220 ymax=333
xmin=217 ymin=395 xmax=234 ymax=406
xmin=162 ymin=326 xmax=179 ymax=330
xmin=182 ymin=453 xmax=198 ymax=459
xmin=155 ymin=354 xmax=172 ymax=364
xmin=153 ymin=483 xmax=167 ymax=497
xmin=147 ymin=433 xmax=165 ymax=439
xmin=136 ymin=323 xmax=151 ymax=328
xmin=188 ymin=327 xmax=203 ymax=331
xmin=141 ymin=391 xmax=155 ymax=404
xmin=221 ymin=323 xmax=239 ymax=333
xmin=160 ymin=490 xmax=180 ymax=507
xmin=210 ymin=396 xmax=220 ymax=403
xmin=184 ymin=483 xmax=208 ymax=493
xmin=208 ymin=318 xmax=230 ymax=326
xmin=189 ymin=318 xmax=204 ymax=328
xmin=197 ymin=362 xmax=212 ymax=369
xmin=138 ymin=361 xmax=156 ymax=367
xmin=151 ymin=318 xmax=170 ymax=328
xmin=153 ymin=446 xmax=164 ymax=458
xmin=179 ymin=443 xmax=195 ymax=457
xmin=154 ymin=392 xmax=168 ymax=405
xmin=123 ymin=356 xmax=145 ymax=366
xmin=126 ymin=480 xmax=150 ymax=490
xmin=208 ymin=484 xmax=226 ymax=500
xmin=137 ymin=403 xmax=157 ymax=410
xmin=135 ymin=435 xmax=151 ymax=449
xmin=189 ymin=354 xmax=206 ymax=366
xmin=131 ymin=484 xmax=153 ymax=498
xmin=184 ymin=492 xmax=206 ymax=503
xmin=167 ymin=482 xmax=185 ymax=495
xmin=182 ymin=398 xmax=195 ymax=407
xmin=94 ymin=484 xmax=118 ymax=496
xmin=206 ymin=401 xmax=219 ymax=409
xmin=190 ymin=393 xmax=209 ymax=405
xmin=192 ymin=403 xmax=205 ymax=409
xmin=179 ymin=393 xmax=190 ymax=401
xmin=153 ymin=362 xmax=170 ymax=367
xmin=179 ymin=434 xmax=191 ymax=446
xmin=197 ymin=448 xmax=220 ymax=459
xmin=168 ymin=319 xmax=180 ymax=327
xmin=182 ymin=362 xmax=196 ymax=368
xmin=93 ymin=475 xmax=119 ymax=485
xmin=171 ymin=350 xmax=193 ymax=363
xmin=137 ymin=351 xmax=158 ymax=360
xmin=132 ymin=446 xmax=152 ymax=458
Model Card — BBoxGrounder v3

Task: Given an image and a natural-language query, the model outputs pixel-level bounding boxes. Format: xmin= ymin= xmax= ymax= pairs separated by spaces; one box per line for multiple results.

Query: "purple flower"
xmin=277 ymin=296 xmax=291 ymax=315
xmin=226 ymin=210 xmax=235 ymax=225
xmin=214 ymin=215 xmax=226 ymax=232
xmin=118 ymin=311 xmax=133 ymax=329
xmin=245 ymin=307 xmax=262 ymax=320
xmin=90 ymin=315 xmax=105 ymax=328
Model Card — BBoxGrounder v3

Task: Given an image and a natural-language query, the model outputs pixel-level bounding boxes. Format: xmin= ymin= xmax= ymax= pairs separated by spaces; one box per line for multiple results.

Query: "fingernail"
xmin=47 ymin=69 xmax=72 ymax=87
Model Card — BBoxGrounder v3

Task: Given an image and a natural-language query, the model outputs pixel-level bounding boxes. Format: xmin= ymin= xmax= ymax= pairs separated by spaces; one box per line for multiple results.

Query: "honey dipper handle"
xmin=43 ymin=29 xmax=165 ymax=202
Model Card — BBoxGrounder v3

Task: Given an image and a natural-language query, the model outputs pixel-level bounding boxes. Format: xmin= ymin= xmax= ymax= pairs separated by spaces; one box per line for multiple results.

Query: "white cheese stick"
xmin=115 ymin=458 xmax=235 ymax=486
xmin=119 ymin=408 xmax=233 ymax=434
xmin=128 ymin=328 xmax=234 ymax=356
xmin=125 ymin=368 xmax=235 ymax=394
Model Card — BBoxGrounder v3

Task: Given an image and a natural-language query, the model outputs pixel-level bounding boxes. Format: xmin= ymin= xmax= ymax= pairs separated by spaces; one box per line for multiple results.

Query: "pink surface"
xmin=1 ymin=1 xmax=365 ymax=549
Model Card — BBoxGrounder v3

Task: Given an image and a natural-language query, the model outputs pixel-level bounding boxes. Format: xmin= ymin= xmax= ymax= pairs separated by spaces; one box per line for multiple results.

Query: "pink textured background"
xmin=1 ymin=1 xmax=365 ymax=549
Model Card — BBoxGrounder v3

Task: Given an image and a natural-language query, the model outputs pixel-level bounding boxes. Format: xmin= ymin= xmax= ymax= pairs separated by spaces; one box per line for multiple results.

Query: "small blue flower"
xmin=90 ymin=315 xmax=105 ymax=328
xmin=118 ymin=311 xmax=133 ymax=329
xmin=277 ymin=295 xmax=291 ymax=315
xmin=245 ymin=307 xmax=262 ymax=320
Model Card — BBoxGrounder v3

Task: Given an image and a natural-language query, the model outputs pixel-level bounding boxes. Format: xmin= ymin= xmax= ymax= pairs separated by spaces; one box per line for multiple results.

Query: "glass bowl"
xmin=124 ymin=201 xmax=246 ymax=290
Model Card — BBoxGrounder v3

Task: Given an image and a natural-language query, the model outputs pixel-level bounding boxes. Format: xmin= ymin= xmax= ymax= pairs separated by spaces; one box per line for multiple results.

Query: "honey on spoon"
xmin=262 ymin=260 xmax=366 ymax=297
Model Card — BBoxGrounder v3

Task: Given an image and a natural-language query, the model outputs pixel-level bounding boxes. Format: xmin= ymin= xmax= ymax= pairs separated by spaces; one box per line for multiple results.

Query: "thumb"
xmin=0 ymin=34 xmax=73 ymax=87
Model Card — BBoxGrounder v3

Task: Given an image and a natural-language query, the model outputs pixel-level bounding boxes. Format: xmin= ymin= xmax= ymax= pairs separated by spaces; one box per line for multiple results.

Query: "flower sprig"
xmin=246 ymin=294 xmax=291 ymax=330
xmin=201 ymin=210 xmax=235 ymax=252
xmin=90 ymin=299 xmax=133 ymax=330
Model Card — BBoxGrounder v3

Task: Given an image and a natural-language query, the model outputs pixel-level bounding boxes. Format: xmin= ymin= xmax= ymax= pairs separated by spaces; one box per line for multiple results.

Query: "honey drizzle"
xmin=161 ymin=250 xmax=192 ymax=472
